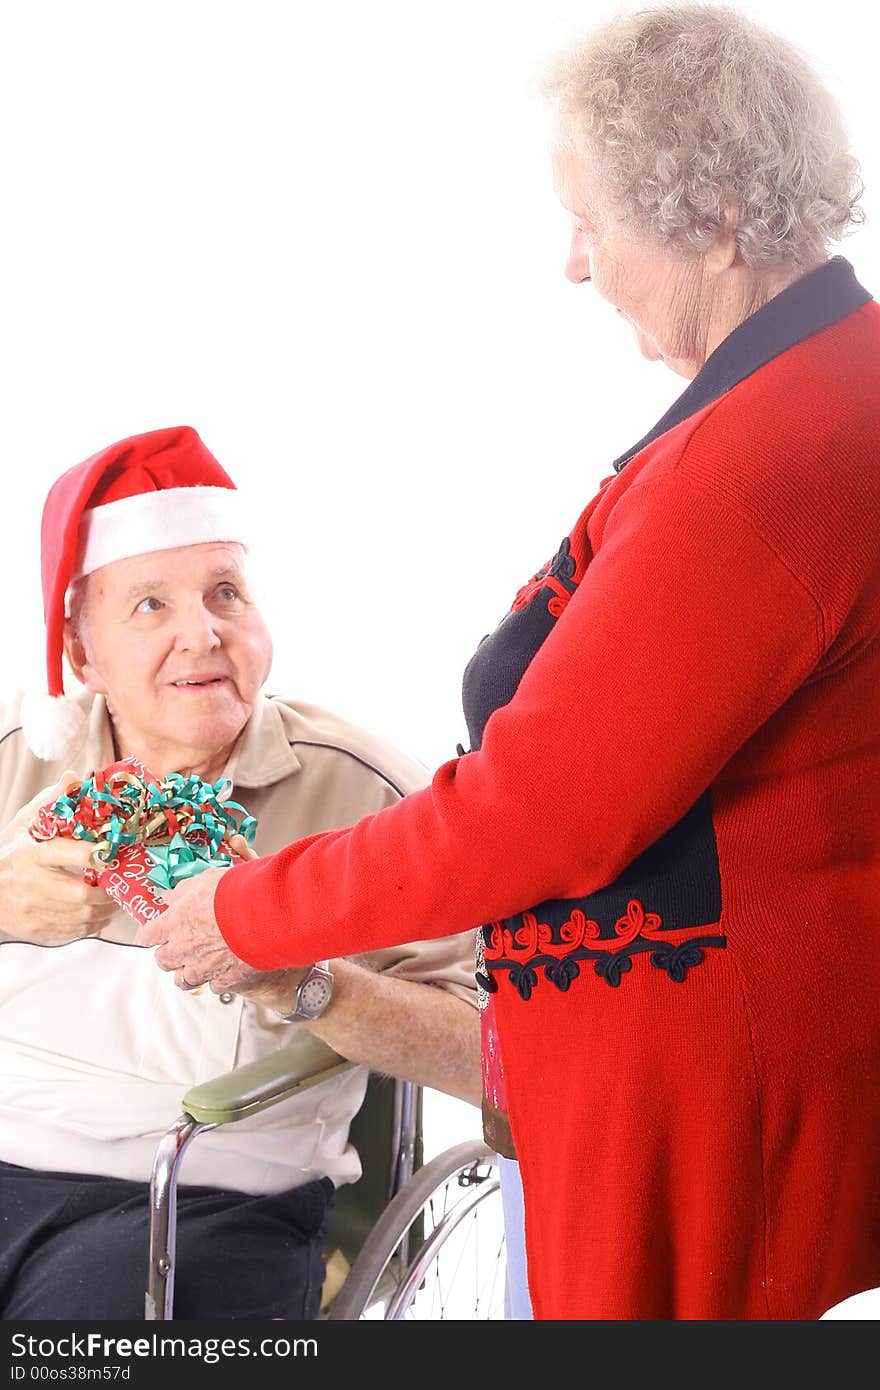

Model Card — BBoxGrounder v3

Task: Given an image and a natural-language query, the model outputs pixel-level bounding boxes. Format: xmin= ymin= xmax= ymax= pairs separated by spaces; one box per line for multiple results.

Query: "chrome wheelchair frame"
xmin=146 ymin=1033 xmax=503 ymax=1321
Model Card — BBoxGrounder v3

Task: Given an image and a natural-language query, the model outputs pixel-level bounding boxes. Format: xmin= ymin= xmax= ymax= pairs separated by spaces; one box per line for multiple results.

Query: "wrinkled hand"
xmin=136 ymin=836 xmax=307 ymax=1007
xmin=0 ymin=774 xmax=119 ymax=945
xmin=135 ymin=863 xmax=233 ymax=987
xmin=208 ymin=959 xmax=308 ymax=1011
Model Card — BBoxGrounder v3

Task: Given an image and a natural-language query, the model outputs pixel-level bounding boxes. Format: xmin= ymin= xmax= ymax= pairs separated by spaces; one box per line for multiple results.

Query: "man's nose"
xmin=565 ymin=234 xmax=592 ymax=284
xmin=172 ymin=603 xmax=222 ymax=652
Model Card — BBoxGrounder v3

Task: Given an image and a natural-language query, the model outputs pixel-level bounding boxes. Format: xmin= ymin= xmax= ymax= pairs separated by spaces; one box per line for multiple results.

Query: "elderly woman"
xmin=146 ymin=4 xmax=880 ymax=1319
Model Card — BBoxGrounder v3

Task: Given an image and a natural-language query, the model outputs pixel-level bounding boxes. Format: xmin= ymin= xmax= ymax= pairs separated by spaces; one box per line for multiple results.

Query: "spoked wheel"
xmin=328 ymin=1141 xmax=505 ymax=1320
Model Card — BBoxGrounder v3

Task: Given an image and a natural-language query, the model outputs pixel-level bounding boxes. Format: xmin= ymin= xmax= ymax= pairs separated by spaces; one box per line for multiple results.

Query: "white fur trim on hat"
xmin=72 ymin=486 xmax=247 ymax=580
xmin=20 ymin=693 xmax=88 ymax=762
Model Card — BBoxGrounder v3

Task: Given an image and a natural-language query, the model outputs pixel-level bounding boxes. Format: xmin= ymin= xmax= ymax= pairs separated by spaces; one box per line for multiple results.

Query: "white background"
xmin=1 ymin=1 xmax=877 ymax=1318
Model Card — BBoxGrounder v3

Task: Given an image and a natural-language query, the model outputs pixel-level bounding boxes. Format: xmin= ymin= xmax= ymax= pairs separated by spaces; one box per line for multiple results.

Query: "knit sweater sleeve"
xmin=215 ymin=468 xmax=825 ymax=970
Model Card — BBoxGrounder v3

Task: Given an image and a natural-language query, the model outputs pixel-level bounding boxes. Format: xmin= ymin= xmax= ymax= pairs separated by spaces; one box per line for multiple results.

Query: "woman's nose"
xmin=565 ymin=233 xmax=592 ymax=284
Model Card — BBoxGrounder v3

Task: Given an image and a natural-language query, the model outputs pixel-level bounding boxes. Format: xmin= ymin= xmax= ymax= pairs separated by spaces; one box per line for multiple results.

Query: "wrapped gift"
xmin=29 ymin=755 xmax=257 ymax=928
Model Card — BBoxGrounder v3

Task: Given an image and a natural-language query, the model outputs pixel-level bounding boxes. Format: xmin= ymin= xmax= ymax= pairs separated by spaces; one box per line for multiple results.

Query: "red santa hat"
xmin=22 ymin=425 xmax=247 ymax=760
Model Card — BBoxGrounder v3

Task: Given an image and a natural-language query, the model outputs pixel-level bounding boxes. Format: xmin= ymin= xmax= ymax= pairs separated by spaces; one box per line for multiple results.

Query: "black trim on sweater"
xmin=614 ymin=255 xmax=873 ymax=472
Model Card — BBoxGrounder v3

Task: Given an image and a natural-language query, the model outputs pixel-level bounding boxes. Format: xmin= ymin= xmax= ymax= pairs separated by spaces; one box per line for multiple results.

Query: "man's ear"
xmin=63 ymin=622 xmax=107 ymax=695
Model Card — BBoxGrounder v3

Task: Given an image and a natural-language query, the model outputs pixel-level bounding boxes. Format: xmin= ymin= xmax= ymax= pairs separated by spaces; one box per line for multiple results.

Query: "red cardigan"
xmin=217 ymin=272 xmax=880 ymax=1319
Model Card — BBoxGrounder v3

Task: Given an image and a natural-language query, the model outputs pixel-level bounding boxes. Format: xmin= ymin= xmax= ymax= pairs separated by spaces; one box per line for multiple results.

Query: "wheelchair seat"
xmin=146 ymin=1032 xmax=503 ymax=1320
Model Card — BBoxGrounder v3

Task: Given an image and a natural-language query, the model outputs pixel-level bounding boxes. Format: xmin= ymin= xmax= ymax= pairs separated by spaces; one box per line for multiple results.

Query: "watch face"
xmin=298 ymin=973 xmax=332 ymax=1017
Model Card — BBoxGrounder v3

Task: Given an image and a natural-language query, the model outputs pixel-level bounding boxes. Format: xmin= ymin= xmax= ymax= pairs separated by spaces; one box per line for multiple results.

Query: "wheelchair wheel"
xmin=328 ymin=1140 xmax=505 ymax=1320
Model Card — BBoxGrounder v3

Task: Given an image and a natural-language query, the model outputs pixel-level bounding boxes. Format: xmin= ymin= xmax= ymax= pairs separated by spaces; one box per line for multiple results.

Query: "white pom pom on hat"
xmin=27 ymin=425 xmax=249 ymax=761
xmin=20 ymin=692 xmax=88 ymax=763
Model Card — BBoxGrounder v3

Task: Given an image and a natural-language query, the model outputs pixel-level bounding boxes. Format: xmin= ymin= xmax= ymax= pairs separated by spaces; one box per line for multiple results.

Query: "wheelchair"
xmin=146 ymin=1030 xmax=505 ymax=1320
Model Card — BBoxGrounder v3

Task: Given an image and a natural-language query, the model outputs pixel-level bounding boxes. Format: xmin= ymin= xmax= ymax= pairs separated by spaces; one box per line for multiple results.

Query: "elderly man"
xmin=0 ymin=425 xmax=479 ymax=1321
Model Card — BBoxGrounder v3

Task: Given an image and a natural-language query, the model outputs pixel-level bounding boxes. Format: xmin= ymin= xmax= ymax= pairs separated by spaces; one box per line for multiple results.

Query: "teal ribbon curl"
xmin=48 ymin=767 xmax=258 ymax=869
xmin=144 ymin=833 xmax=233 ymax=891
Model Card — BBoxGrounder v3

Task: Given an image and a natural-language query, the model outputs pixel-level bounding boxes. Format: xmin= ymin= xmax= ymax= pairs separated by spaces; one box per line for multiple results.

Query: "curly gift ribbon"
xmin=44 ymin=759 xmax=257 ymax=880
xmin=142 ymin=832 xmax=234 ymax=890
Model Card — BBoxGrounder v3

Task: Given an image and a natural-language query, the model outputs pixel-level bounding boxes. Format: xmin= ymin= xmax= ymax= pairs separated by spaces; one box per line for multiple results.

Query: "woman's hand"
xmin=0 ymin=775 xmax=119 ymax=945
xmin=207 ymin=837 xmax=306 ymax=1007
xmin=137 ymin=834 xmax=308 ymax=1005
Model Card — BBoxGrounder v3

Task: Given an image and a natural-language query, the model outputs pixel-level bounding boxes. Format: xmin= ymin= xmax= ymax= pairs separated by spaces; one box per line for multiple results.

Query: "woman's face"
xmin=554 ymin=151 xmax=709 ymax=380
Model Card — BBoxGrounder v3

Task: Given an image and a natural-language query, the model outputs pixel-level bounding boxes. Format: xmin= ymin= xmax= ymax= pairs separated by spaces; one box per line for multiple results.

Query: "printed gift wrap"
xmin=29 ymin=756 xmax=257 ymax=927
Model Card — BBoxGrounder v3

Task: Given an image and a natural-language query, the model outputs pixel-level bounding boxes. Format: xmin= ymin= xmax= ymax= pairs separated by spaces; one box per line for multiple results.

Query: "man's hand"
xmin=136 ymin=836 xmax=308 ymax=1005
xmin=0 ymin=775 xmax=119 ymax=945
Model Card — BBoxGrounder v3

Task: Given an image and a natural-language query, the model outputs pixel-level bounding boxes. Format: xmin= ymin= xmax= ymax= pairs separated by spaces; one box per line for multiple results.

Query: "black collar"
xmin=613 ymin=255 xmax=873 ymax=472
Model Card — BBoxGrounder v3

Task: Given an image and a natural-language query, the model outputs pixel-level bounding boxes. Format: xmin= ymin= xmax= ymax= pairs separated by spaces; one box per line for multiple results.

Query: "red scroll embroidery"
xmin=483 ymin=899 xmax=664 ymax=963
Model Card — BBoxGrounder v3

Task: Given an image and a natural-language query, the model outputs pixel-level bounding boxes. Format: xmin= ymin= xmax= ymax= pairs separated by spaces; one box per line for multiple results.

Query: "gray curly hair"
xmin=542 ymin=2 xmax=864 ymax=267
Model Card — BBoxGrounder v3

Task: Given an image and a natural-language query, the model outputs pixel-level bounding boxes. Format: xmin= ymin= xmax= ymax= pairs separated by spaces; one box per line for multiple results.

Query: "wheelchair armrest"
xmin=181 ymin=1032 xmax=353 ymax=1125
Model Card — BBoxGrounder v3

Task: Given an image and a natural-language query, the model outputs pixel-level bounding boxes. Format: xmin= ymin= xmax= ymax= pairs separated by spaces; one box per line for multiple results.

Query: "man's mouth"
xmin=170 ymin=677 xmax=229 ymax=688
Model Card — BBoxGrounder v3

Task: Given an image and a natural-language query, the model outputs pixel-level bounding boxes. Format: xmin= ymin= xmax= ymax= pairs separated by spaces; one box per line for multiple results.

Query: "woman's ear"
xmin=706 ymin=195 xmax=740 ymax=273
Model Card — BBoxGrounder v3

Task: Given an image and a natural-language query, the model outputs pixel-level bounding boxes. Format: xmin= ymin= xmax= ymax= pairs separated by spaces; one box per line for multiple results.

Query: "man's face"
xmin=66 ymin=542 xmax=273 ymax=770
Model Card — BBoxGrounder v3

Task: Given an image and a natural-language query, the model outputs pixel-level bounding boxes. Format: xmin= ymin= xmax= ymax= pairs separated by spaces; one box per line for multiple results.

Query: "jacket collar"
xmin=81 ymin=693 xmax=302 ymax=791
xmin=81 ymin=693 xmax=117 ymax=771
xmin=613 ymin=255 xmax=873 ymax=472
xmin=221 ymin=696 xmax=302 ymax=789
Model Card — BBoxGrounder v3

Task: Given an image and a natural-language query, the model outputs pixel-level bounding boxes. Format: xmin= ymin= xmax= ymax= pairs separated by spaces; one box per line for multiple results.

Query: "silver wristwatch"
xmin=275 ymin=961 xmax=334 ymax=1022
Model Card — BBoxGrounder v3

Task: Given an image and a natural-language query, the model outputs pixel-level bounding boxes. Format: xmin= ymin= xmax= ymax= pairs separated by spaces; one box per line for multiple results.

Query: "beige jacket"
xmin=0 ymin=690 xmax=476 ymax=1194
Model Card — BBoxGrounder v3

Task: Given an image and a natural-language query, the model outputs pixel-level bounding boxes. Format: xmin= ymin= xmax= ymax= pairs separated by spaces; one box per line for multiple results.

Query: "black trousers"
xmin=0 ymin=1160 xmax=333 ymax=1321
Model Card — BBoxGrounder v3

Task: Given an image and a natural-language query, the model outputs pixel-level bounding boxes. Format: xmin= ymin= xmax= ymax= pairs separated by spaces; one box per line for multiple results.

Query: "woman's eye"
xmin=135 ymin=596 xmax=163 ymax=614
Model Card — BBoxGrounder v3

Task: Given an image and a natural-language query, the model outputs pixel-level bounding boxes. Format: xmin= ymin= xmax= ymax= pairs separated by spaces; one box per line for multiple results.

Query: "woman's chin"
xmin=633 ymin=327 xmax=663 ymax=361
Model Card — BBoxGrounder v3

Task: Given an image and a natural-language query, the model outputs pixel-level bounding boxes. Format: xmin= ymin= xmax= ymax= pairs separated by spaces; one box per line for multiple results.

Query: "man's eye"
xmin=135 ymin=597 xmax=163 ymax=614
xmin=215 ymin=585 xmax=241 ymax=603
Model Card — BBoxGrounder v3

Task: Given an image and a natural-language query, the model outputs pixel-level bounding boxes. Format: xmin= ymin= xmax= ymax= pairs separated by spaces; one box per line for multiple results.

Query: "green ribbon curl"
xmin=144 ymin=833 xmax=233 ymax=891
xmin=48 ymin=767 xmax=257 ymax=869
